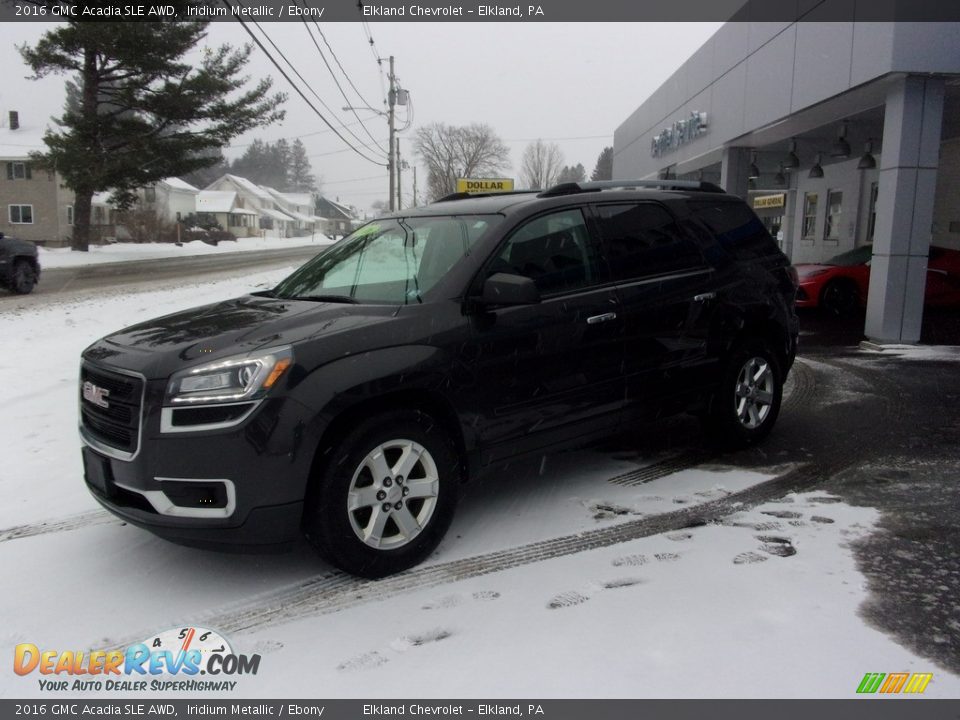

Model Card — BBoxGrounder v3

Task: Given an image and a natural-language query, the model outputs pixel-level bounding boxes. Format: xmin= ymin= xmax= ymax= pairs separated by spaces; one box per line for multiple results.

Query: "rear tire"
xmin=11 ymin=259 xmax=37 ymax=294
xmin=303 ymin=410 xmax=460 ymax=578
xmin=701 ymin=340 xmax=783 ymax=451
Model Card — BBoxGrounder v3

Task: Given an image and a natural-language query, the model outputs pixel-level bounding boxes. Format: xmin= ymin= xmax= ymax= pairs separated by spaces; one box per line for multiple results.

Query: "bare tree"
xmin=413 ymin=123 xmax=511 ymax=201
xmin=520 ymin=140 xmax=564 ymax=190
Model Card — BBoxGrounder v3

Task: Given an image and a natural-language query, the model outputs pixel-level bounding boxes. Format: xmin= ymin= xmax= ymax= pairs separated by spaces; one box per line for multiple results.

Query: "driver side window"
xmin=492 ymin=208 xmax=600 ymax=296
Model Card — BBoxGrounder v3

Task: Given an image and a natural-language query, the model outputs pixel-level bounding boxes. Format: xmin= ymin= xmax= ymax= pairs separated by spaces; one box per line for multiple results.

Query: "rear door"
xmin=466 ymin=207 xmax=626 ymax=462
xmin=591 ymin=201 xmax=715 ymax=417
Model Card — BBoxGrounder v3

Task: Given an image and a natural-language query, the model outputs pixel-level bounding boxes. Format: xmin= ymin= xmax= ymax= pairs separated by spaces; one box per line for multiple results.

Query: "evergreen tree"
xmin=289 ymin=139 xmax=317 ymax=193
xmin=20 ymin=9 xmax=286 ymax=250
xmin=556 ymin=163 xmax=587 ymax=184
xmin=591 ymin=146 xmax=614 ymax=181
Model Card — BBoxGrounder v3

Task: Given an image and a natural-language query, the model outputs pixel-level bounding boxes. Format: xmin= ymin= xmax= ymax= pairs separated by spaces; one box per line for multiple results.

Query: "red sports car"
xmin=795 ymin=245 xmax=960 ymax=314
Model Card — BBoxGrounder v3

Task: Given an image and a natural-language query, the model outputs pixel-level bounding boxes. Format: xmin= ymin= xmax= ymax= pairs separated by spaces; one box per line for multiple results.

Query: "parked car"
xmin=0 ymin=232 xmax=40 ymax=294
xmin=795 ymin=244 xmax=960 ymax=314
xmin=79 ymin=180 xmax=798 ymax=577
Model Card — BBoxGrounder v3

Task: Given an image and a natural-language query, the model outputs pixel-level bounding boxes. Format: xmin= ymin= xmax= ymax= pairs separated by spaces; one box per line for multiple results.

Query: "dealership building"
xmin=613 ymin=20 xmax=960 ymax=343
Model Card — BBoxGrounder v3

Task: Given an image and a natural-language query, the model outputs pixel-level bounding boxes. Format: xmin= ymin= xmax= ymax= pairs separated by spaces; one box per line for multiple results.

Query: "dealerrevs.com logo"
xmin=13 ymin=627 xmax=260 ymax=693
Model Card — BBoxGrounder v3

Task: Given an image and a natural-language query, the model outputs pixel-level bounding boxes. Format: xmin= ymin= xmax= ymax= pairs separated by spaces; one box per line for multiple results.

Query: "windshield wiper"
xmin=291 ymin=294 xmax=360 ymax=304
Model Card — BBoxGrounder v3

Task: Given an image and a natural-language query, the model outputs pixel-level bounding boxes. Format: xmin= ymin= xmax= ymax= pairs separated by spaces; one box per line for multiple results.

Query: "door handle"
xmin=586 ymin=312 xmax=617 ymax=325
xmin=693 ymin=292 xmax=716 ymax=302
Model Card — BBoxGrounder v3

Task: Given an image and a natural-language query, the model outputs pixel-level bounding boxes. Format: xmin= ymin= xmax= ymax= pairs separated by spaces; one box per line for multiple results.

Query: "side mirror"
xmin=481 ymin=272 xmax=540 ymax=306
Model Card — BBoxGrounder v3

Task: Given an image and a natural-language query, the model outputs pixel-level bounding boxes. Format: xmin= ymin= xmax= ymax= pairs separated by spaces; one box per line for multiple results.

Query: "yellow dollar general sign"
xmin=456 ymin=178 xmax=515 ymax=194
xmin=857 ymin=672 xmax=932 ymax=694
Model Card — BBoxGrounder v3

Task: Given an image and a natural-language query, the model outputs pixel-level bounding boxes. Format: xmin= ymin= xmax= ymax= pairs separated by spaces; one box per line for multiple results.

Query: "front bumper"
xmin=80 ymin=384 xmax=318 ymax=551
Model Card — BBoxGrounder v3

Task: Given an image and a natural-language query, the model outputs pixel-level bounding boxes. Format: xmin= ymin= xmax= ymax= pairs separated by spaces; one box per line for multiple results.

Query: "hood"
xmin=82 ymin=294 xmax=397 ymax=379
xmin=0 ymin=235 xmax=38 ymax=257
xmin=793 ymin=263 xmax=833 ymax=278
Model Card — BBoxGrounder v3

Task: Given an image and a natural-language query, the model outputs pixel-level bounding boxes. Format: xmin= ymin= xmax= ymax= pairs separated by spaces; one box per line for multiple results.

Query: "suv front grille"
xmin=80 ymin=363 xmax=144 ymax=456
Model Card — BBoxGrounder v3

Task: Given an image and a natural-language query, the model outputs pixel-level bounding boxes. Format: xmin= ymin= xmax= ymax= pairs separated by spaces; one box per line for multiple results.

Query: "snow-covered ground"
xmin=1 ymin=271 xmax=958 ymax=699
xmin=37 ymin=233 xmax=335 ymax=269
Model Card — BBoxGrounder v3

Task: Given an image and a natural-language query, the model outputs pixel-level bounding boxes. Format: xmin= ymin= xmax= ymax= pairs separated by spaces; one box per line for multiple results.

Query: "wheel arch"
xmin=301 ymin=388 xmax=469 ymax=528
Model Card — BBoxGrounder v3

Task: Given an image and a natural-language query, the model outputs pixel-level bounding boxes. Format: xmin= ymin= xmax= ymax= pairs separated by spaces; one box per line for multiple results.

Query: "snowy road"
xmin=2 ymin=268 xmax=959 ymax=699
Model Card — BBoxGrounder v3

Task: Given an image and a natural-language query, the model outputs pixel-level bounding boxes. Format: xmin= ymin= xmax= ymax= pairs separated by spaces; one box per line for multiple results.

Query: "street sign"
xmin=455 ymin=178 xmax=515 ymax=194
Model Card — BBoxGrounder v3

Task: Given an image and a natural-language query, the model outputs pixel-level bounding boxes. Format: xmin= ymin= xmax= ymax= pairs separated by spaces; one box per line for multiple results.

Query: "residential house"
xmin=315 ymin=196 xmax=356 ymax=238
xmin=205 ymin=174 xmax=296 ymax=238
xmin=0 ymin=111 xmax=74 ymax=248
xmin=263 ymin=187 xmax=321 ymax=236
xmin=196 ymin=190 xmax=258 ymax=236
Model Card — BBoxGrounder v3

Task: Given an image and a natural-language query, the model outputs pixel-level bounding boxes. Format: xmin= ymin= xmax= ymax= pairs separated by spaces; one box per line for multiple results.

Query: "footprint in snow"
xmin=756 ymin=535 xmax=797 ymax=558
xmin=788 ymin=520 xmax=808 ymax=527
xmin=751 ymin=521 xmax=783 ymax=531
xmin=811 ymin=516 xmax=835 ymax=524
xmin=391 ymin=628 xmax=452 ymax=651
xmin=666 ymin=532 xmax=693 ymax=542
xmin=337 ymin=651 xmax=389 ymax=673
xmin=547 ymin=590 xmax=591 ymax=609
xmin=250 ymin=639 xmax=284 ymax=655
xmin=611 ymin=554 xmax=648 ymax=567
xmin=547 ymin=578 xmax=645 ymax=609
xmin=422 ymin=590 xmax=500 ymax=610
xmin=809 ymin=496 xmax=843 ymax=504
xmin=761 ymin=510 xmax=803 ymax=519
xmin=654 ymin=552 xmax=681 ymax=562
xmin=733 ymin=551 xmax=768 ymax=565
xmin=603 ymin=577 xmax=644 ymax=590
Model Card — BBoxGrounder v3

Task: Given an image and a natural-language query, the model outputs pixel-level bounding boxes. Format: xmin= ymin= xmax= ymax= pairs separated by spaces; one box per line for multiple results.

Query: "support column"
xmin=865 ymin=76 xmax=945 ymax=344
xmin=720 ymin=147 xmax=751 ymax=200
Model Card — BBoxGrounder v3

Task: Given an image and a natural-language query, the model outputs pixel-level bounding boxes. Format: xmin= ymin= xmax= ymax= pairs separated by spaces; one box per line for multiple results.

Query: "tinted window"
xmin=595 ymin=203 xmax=704 ymax=281
xmin=492 ymin=208 xmax=601 ymax=296
xmin=687 ymin=200 xmax=778 ymax=261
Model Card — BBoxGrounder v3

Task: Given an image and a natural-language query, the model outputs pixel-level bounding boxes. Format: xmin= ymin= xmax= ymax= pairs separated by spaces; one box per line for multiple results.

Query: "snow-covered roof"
xmin=197 ymin=190 xmax=237 ymax=213
xmin=223 ymin=174 xmax=274 ymax=202
xmin=0 ymin=125 xmax=47 ymax=160
xmin=260 ymin=207 xmax=294 ymax=222
xmin=162 ymin=177 xmax=199 ymax=193
xmin=286 ymin=210 xmax=316 ymax=223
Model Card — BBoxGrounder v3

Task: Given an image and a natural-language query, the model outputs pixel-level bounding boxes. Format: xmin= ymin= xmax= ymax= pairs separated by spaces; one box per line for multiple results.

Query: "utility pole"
xmin=396 ymin=138 xmax=403 ymax=211
xmin=388 ymin=55 xmax=396 ymax=212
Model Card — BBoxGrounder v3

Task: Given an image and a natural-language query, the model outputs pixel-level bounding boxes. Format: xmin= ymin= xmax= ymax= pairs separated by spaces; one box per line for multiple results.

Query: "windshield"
xmin=825 ymin=245 xmax=872 ymax=266
xmin=273 ymin=215 xmax=502 ymax=304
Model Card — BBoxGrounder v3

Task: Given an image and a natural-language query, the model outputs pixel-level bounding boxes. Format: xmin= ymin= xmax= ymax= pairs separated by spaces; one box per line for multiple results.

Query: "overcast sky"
xmin=0 ymin=21 xmax=721 ymax=212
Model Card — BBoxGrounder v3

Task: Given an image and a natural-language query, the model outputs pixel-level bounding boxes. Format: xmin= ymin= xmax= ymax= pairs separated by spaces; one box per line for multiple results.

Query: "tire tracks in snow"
xmin=0 ymin=509 xmax=119 ymax=543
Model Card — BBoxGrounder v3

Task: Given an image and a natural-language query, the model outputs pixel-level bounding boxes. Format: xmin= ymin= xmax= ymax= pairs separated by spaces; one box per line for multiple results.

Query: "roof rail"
xmin=539 ymin=179 xmax=726 ymax=197
xmin=433 ymin=189 xmax=540 ymax=203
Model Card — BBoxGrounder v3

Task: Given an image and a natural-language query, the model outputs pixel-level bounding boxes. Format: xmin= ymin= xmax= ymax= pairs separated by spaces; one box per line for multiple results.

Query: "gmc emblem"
xmin=82 ymin=381 xmax=110 ymax=409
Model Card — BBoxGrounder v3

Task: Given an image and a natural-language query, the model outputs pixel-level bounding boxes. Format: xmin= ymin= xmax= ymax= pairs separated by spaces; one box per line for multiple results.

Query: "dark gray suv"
xmin=80 ymin=180 xmax=798 ymax=577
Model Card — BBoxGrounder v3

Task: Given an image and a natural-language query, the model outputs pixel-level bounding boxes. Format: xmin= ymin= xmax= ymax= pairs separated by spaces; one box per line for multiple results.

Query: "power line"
xmin=298 ymin=3 xmax=386 ymax=152
xmin=305 ymin=11 xmax=381 ymax=113
xmin=226 ymin=119 xmax=373 ymax=150
xmin=221 ymin=0 xmax=386 ymax=167
xmin=245 ymin=12 xmax=388 ymax=160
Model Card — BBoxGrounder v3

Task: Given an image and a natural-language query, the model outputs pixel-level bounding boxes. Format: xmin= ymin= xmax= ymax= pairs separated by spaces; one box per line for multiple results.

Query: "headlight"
xmin=165 ymin=346 xmax=293 ymax=406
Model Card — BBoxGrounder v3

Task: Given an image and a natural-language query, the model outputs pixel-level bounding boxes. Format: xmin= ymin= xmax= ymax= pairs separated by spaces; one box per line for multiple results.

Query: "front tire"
xmin=701 ymin=341 xmax=783 ymax=451
xmin=304 ymin=410 xmax=460 ymax=578
xmin=820 ymin=279 xmax=858 ymax=316
xmin=11 ymin=259 xmax=37 ymax=294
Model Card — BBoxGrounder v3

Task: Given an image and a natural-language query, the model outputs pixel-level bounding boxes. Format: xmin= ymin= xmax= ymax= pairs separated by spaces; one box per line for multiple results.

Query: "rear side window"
xmin=687 ymin=200 xmax=777 ymax=261
xmin=595 ymin=203 xmax=704 ymax=281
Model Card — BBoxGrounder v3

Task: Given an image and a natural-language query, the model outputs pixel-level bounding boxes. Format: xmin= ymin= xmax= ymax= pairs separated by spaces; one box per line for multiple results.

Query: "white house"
xmin=205 ymin=174 xmax=296 ymax=238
